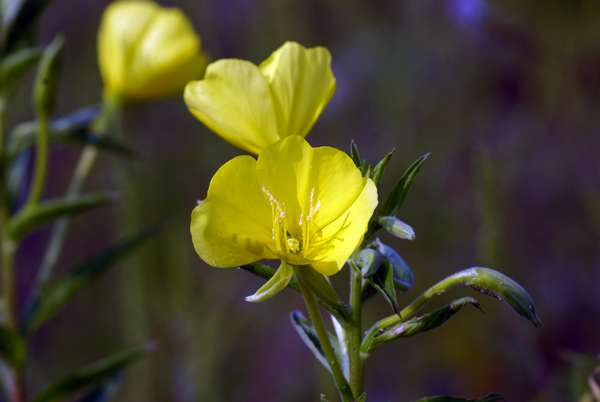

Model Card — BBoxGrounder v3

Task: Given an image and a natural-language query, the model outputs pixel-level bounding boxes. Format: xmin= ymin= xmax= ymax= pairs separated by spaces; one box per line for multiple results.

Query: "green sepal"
xmin=409 ymin=393 xmax=507 ymax=402
xmin=372 ymin=216 xmax=415 ymax=240
xmin=0 ymin=45 xmax=41 ymax=97
xmin=33 ymin=35 xmax=63 ymax=115
xmin=370 ymin=149 xmax=394 ymax=188
xmin=371 ymin=239 xmax=414 ymax=292
xmin=356 ymin=394 xmax=367 ymax=402
xmin=378 ymin=153 xmax=429 ymax=217
xmin=350 ymin=140 xmax=361 ymax=169
xmin=290 ymin=311 xmax=343 ymax=375
xmin=0 ymin=324 xmax=26 ymax=369
xmin=7 ymin=192 xmax=120 ymax=241
xmin=29 ymin=343 xmax=154 ymax=402
xmin=1 ymin=0 xmax=55 ymax=53
xmin=293 ymin=265 xmax=347 ymax=309
xmin=367 ymin=259 xmax=400 ymax=316
xmin=6 ymin=107 xmax=134 ymax=160
xmin=357 ymin=248 xmax=381 ymax=278
xmin=21 ymin=224 xmax=161 ymax=335
xmin=363 ymin=297 xmax=483 ymax=353
xmin=245 ymin=261 xmax=293 ymax=302
xmin=73 ymin=371 xmax=123 ymax=402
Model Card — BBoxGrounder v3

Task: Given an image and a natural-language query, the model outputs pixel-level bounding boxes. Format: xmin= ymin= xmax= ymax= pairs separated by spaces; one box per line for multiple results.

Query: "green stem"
xmin=296 ymin=273 xmax=354 ymax=402
xmin=348 ymin=262 xmax=364 ymax=397
xmin=36 ymin=93 xmax=122 ymax=286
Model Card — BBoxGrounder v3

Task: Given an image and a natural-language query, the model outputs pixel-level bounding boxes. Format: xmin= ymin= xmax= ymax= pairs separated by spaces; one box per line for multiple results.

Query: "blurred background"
xmin=7 ymin=0 xmax=600 ymax=400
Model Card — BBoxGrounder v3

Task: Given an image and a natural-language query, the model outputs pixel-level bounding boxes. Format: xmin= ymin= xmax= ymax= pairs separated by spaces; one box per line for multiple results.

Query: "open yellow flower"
xmin=191 ymin=135 xmax=377 ymax=276
xmin=184 ymin=42 xmax=336 ymax=154
xmin=98 ymin=0 xmax=206 ymax=101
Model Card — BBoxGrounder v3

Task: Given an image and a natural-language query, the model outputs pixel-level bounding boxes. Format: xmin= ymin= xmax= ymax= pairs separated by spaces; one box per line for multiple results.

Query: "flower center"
xmin=261 ymin=186 xmax=321 ymax=256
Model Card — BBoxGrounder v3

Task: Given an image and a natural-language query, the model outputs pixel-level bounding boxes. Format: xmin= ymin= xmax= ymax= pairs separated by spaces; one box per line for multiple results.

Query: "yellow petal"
xmin=308 ymin=178 xmax=378 ymax=276
xmin=191 ymin=156 xmax=275 ymax=267
xmin=256 ymin=135 xmax=366 ymax=234
xmin=98 ymin=1 xmax=159 ymax=94
xmin=184 ymin=60 xmax=279 ymax=154
xmin=260 ymin=41 xmax=336 ymax=139
xmin=98 ymin=1 xmax=204 ymax=101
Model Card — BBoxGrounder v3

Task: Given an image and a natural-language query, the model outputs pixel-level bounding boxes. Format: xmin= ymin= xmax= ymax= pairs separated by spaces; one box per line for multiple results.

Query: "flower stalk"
xmin=295 ymin=271 xmax=355 ymax=402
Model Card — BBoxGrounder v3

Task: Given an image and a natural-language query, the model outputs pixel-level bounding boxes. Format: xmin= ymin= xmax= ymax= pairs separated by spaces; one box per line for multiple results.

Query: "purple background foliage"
xmin=7 ymin=0 xmax=600 ymax=401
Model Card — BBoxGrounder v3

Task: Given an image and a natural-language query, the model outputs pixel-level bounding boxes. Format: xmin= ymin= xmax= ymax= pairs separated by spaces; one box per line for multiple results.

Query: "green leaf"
xmin=0 ymin=325 xmax=26 ymax=369
xmin=6 ymin=107 xmax=134 ymax=160
xmin=409 ymin=393 xmax=507 ymax=402
xmin=364 ymin=297 xmax=483 ymax=352
xmin=372 ymin=216 xmax=415 ymax=240
xmin=29 ymin=343 xmax=154 ymax=402
xmin=293 ymin=265 xmax=347 ymax=309
xmin=7 ymin=192 xmax=120 ymax=240
xmin=378 ymin=153 xmax=429 ymax=217
xmin=370 ymin=149 xmax=394 ymax=188
xmin=366 ymin=259 xmax=400 ymax=316
xmin=0 ymin=46 xmax=41 ymax=97
xmin=371 ymin=239 xmax=414 ymax=292
xmin=21 ymin=224 xmax=161 ymax=335
xmin=290 ymin=311 xmax=342 ymax=375
xmin=356 ymin=393 xmax=367 ymax=402
xmin=245 ymin=261 xmax=294 ymax=302
xmin=74 ymin=372 xmax=123 ymax=402
xmin=1 ymin=0 xmax=55 ymax=53
xmin=357 ymin=248 xmax=381 ymax=278
xmin=350 ymin=140 xmax=361 ymax=169
xmin=403 ymin=267 xmax=542 ymax=328
xmin=33 ymin=35 xmax=63 ymax=115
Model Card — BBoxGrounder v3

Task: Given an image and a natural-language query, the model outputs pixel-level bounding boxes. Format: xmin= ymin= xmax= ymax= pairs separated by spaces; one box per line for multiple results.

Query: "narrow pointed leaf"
xmin=0 ymin=325 xmax=26 ymax=369
xmin=370 ymin=149 xmax=394 ymax=188
xmin=363 ymin=297 xmax=483 ymax=352
xmin=74 ymin=372 xmax=123 ymax=402
xmin=357 ymin=248 xmax=381 ymax=278
xmin=378 ymin=153 xmax=429 ymax=217
xmin=356 ymin=394 xmax=367 ymax=402
xmin=0 ymin=46 xmax=41 ymax=97
xmin=331 ymin=315 xmax=349 ymax=380
xmin=410 ymin=393 xmax=507 ymax=402
xmin=350 ymin=140 xmax=361 ymax=169
xmin=33 ymin=35 xmax=63 ymax=115
xmin=373 ymin=216 xmax=415 ymax=240
xmin=30 ymin=343 xmax=154 ymax=402
xmin=22 ymin=224 xmax=161 ymax=335
xmin=372 ymin=239 xmax=414 ymax=292
xmin=7 ymin=192 xmax=120 ymax=240
xmin=367 ymin=259 xmax=400 ymax=316
xmin=6 ymin=107 xmax=134 ymax=160
xmin=291 ymin=311 xmax=342 ymax=374
xmin=245 ymin=261 xmax=294 ymax=302
xmin=293 ymin=265 xmax=347 ymax=309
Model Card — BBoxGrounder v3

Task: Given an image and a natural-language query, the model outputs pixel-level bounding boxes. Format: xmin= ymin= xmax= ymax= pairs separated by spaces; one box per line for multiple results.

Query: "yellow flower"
xmin=184 ymin=42 xmax=336 ymax=154
xmin=191 ymin=135 xmax=377 ymax=276
xmin=98 ymin=0 xmax=206 ymax=101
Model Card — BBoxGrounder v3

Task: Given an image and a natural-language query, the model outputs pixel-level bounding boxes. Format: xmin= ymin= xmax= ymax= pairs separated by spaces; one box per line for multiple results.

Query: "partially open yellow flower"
xmin=191 ymin=135 xmax=377 ymax=276
xmin=184 ymin=42 xmax=336 ymax=154
xmin=98 ymin=0 xmax=206 ymax=101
